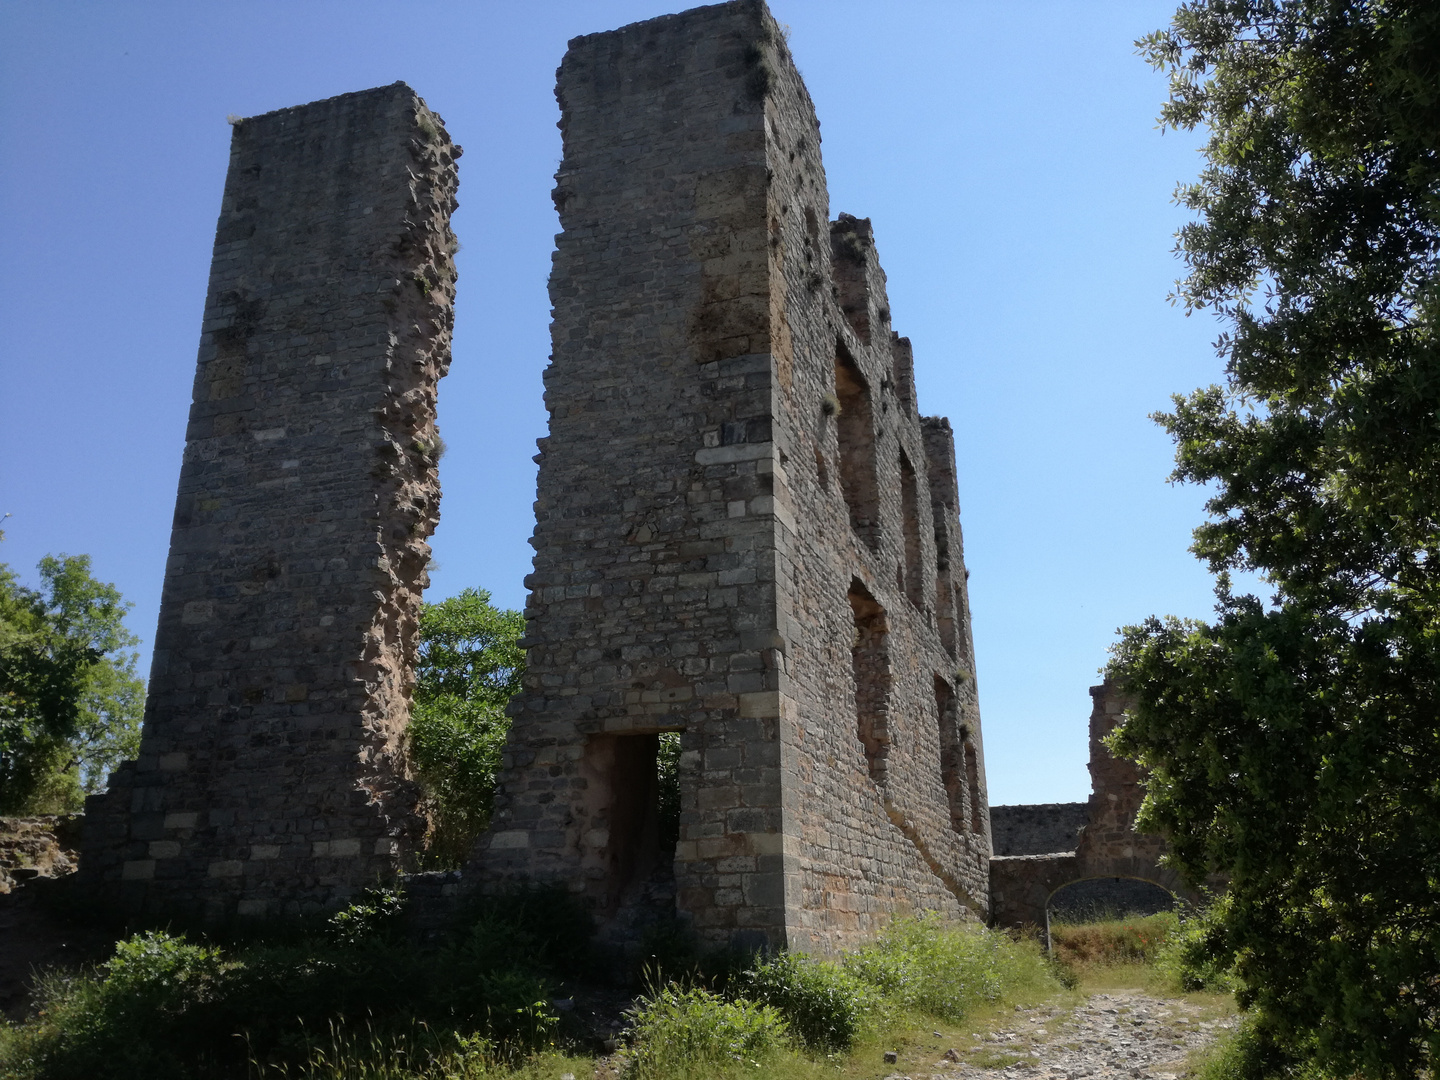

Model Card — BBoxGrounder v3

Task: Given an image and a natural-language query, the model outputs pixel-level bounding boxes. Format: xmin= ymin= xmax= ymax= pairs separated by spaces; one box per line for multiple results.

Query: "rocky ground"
xmin=881 ymin=991 xmax=1237 ymax=1080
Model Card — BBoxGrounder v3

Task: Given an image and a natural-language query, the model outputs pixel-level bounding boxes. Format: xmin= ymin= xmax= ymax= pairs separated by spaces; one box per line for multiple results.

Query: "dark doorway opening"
xmin=583 ymin=730 xmax=684 ymax=927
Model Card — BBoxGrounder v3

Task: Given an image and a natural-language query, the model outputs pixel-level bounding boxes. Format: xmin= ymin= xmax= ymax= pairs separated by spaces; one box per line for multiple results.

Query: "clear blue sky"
xmin=0 ymin=1 xmax=1224 ymax=805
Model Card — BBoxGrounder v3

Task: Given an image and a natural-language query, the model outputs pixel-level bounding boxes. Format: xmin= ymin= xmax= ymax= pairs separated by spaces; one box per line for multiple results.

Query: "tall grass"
xmin=1049 ymin=910 xmax=1178 ymax=968
xmin=0 ymin=908 xmax=1058 ymax=1080
xmin=620 ymin=915 xmax=1058 ymax=1075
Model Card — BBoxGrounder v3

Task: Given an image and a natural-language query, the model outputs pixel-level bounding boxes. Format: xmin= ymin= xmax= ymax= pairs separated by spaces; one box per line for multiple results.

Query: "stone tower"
xmin=472 ymin=0 xmax=991 ymax=953
xmin=78 ymin=83 xmax=460 ymax=920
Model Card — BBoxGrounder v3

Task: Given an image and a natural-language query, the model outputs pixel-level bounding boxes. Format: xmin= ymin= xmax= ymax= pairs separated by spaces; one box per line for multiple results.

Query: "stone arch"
xmin=1045 ymin=874 xmax=1181 ymax=923
xmin=990 ymin=852 xmax=1199 ymax=948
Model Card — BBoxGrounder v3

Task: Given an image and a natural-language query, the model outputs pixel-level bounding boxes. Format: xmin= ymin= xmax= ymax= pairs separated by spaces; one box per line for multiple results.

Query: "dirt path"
xmin=887 ymin=991 xmax=1237 ymax=1080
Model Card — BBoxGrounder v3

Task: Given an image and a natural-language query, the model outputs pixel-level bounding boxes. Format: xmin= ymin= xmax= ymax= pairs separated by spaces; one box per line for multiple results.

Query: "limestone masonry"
xmin=468 ymin=0 xmax=991 ymax=952
xmin=989 ymin=682 xmax=1196 ymax=932
xmin=78 ymin=83 xmax=460 ymax=919
xmin=61 ymin=1 xmax=1190 ymax=941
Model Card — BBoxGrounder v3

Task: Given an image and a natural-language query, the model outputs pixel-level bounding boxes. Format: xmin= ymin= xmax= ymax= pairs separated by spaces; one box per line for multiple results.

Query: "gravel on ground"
xmin=883 ymin=991 xmax=1237 ymax=1080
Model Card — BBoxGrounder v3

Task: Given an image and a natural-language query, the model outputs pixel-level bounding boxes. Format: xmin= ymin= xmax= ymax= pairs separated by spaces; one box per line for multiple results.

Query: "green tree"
xmin=407 ymin=587 xmax=525 ymax=868
xmin=0 ymin=547 xmax=145 ymax=813
xmin=1110 ymin=0 xmax=1440 ymax=1075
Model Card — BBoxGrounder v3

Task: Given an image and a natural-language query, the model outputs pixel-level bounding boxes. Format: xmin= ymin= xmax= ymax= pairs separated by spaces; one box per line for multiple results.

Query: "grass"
xmin=0 ymin=904 xmax=1241 ymax=1080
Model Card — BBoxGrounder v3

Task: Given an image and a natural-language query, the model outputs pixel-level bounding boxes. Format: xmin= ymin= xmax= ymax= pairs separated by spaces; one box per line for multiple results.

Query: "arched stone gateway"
xmin=988 ymin=682 xmax=1205 ymax=937
xmin=1048 ymin=877 xmax=1177 ymax=922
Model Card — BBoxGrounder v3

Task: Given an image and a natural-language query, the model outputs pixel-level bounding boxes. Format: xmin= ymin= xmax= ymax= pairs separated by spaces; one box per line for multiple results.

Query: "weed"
xmin=843 ymin=915 xmax=1055 ymax=1022
xmin=1049 ymin=911 xmax=1177 ymax=969
xmin=623 ymin=983 xmax=788 ymax=1080
xmin=1153 ymin=904 xmax=1238 ymax=994
xmin=326 ymin=887 xmax=407 ymax=948
xmin=738 ymin=951 xmax=874 ymax=1052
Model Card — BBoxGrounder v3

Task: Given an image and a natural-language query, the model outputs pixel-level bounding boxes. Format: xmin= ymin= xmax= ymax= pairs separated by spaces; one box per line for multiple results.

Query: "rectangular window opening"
xmin=900 ymin=450 xmax=924 ymax=611
xmin=849 ymin=580 xmax=891 ymax=784
xmin=835 ymin=348 xmax=880 ymax=552
xmin=964 ymin=738 xmax=983 ymax=835
xmin=934 ymin=676 xmax=967 ymax=833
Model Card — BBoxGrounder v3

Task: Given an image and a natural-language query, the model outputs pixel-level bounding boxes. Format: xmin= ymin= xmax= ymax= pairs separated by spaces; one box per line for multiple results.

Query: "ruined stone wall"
xmin=989 ymin=803 xmax=1087 ymax=856
xmin=474 ymin=0 xmax=989 ymax=953
xmin=989 ymin=682 xmax=1195 ymax=929
xmin=78 ymin=83 xmax=459 ymax=920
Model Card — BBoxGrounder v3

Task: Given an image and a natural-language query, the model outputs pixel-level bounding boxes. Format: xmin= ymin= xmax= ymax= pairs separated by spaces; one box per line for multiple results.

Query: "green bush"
xmin=326 ymin=887 xmax=407 ymax=948
xmin=623 ymin=984 xmax=789 ymax=1080
xmin=0 ymin=907 xmax=569 ymax=1080
xmin=1190 ymin=1013 xmax=1314 ymax=1080
xmin=842 ymin=914 xmax=1054 ymax=1021
xmin=1155 ymin=900 xmax=1238 ymax=993
xmin=738 ymin=951 xmax=873 ymax=1052
xmin=458 ymin=884 xmax=596 ymax=976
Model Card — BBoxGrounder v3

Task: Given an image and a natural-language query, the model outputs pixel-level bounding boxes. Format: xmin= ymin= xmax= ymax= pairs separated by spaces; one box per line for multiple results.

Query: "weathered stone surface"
xmin=77 ymin=82 xmax=460 ymax=920
xmin=471 ymin=0 xmax=990 ymax=953
xmin=989 ymin=681 xmax=1197 ymax=931
xmin=990 ymin=803 xmax=1088 ymax=856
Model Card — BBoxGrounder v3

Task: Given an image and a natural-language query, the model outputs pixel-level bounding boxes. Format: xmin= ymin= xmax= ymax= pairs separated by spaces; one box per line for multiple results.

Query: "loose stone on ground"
xmin=884 ymin=991 xmax=1236 ymax=1080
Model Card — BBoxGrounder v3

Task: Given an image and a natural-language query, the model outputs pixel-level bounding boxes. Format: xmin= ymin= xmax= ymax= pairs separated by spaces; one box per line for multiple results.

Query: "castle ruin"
xmin=67 ymin=1 xmax=1188 ymax=945
xmin=469 ymin=0 xmax=991 ymax=953
xmin=78 ymin=83 xmax=460 ymax=919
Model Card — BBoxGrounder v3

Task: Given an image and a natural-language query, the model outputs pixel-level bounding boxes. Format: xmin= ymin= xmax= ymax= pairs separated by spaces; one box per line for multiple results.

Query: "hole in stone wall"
xmin=849 ymin=580 xmax=890 ymax=784
xmin=835 ymin=348 xmax=880 ymax=551
xmin=934 ymin=676 xmax=966 ymax=833
xmin=814 ymin=444 xmax=829 ymax=492
xmin=1048 ymin=878 xmax=1175 ymax=923
xmin=936 ymin=578 xmax=957 ymax=657
xmin=584 ymin=731 xmax=682 ymax=912
xmin=899 ymin=450 xmax=924 ymax=611
xmin=656 ymin=730 xmax=681 ymax=858
xmin=964 ymin=738 xmax=983 ymax=834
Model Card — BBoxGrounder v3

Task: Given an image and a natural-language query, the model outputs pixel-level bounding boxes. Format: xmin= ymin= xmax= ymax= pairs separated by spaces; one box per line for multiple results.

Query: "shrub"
xmin=624 ymin=984 xmax=788 ymax=1080
xmin=1 ymin=932 xmax=236 ymax=1079
xmin=325 ymin=887 xmax=407 ymax=948
xmin=843 ymin=915 xmax=1054 ymax=1021
xmin=0 ymin=919 xmax=565 ymax=1080
xmin=458 ymin=884 xmax=595 ymax=976
xmin=1155 ymin=900 xmax=1238 ymax=993
xmin=1189 ymin=1013 xmax=1311 ymax=1080
xmin=738 ymin=951 xmax=873 ymax=1052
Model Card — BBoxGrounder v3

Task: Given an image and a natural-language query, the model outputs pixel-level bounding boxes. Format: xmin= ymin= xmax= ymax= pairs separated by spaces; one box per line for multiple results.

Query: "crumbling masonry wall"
xmin=989 ymin=681 xmax=1196 ymax=930
xmin=472 ymin=0 xmax=991 ymax=953
xmin=78 ymin=84 xmax=459 ymax=920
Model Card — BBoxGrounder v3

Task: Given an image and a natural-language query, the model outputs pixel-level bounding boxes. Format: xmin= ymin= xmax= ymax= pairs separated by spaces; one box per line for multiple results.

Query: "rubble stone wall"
xmin=78 ymin=83 xmax=459 ymax=921
xmin=472 ymin=0 xmax=990 ymax=954
xmin=989 ymin=803 xmax=1088 ymax=856
xmin=989 ymin=682 xmax=1195 ymax=930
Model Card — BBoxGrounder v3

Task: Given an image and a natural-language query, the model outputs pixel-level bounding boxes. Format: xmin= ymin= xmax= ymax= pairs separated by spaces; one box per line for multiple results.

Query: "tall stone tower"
xmin=473 ymin=0 xmax=990 ymax=953
xmin=79 ymin=83 xmax=460 ymax=920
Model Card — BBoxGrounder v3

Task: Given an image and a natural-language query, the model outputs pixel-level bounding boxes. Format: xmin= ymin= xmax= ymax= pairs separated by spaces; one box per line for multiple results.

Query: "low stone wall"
xmin=989 ymin=803 xmax=1087 ymax=856
xmin=988 ymin=683 xmax=1198 ymax=931
xmin=0 ymin=817 xmax=79 ymax=894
